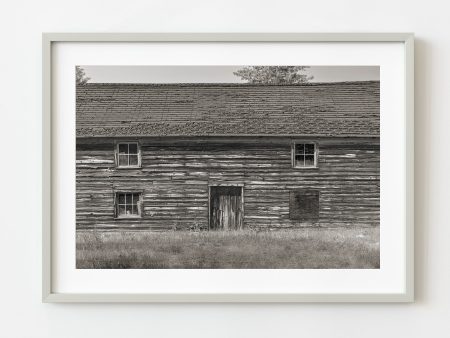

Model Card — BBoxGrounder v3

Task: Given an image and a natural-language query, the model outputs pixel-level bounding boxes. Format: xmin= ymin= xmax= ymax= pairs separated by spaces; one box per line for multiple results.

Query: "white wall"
xmin=0 ymin=0 xmax=448 ymax=337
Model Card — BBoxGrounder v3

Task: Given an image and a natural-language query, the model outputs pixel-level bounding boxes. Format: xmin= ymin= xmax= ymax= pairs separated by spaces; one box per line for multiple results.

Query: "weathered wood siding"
xmin=76 ymin=137 xmax=379 ymax=230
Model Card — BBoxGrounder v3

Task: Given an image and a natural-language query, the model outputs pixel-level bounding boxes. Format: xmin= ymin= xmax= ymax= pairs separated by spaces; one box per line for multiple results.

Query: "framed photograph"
xmin=43 ymin=33 xmax=414 ymax=302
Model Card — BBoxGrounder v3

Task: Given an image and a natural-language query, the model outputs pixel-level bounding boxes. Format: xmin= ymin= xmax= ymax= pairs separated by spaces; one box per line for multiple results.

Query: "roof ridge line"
xmin=77 ymin=81 xmax=380 ymax=87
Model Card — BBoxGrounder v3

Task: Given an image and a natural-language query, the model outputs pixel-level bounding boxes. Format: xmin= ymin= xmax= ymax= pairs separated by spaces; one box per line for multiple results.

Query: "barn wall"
xmin=76 ymin=137 xmax=379 ymax=230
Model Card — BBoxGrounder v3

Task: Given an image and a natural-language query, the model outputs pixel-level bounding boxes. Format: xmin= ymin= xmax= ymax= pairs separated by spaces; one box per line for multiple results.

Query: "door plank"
xmin=210 ymin=186 xmax=243 ymax=230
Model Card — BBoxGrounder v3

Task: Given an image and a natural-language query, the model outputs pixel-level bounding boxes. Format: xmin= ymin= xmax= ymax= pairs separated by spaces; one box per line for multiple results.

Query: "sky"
xmin=81 ymin=65 xmax=380 ymax=83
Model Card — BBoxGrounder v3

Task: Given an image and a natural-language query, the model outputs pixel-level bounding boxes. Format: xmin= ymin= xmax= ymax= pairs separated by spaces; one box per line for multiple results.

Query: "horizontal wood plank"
xmin=76 ymin=138 xmax=379 ymax=230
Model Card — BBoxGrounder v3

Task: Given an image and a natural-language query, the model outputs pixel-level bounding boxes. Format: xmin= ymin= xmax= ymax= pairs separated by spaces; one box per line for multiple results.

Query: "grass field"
xmin=76 ymin=227 xmax=379 ymax=269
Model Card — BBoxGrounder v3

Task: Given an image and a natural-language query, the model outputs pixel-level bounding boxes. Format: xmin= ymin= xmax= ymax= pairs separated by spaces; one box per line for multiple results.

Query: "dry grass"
xmin=76 ymin=227 xmax=379 ymax=269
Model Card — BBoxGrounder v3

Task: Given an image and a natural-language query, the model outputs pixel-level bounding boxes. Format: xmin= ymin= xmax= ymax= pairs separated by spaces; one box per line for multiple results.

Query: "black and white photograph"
xmin=7 ymin=0 xmax=445 ymax=331
xmin=75 ymin=65 xmax=380 ymax=269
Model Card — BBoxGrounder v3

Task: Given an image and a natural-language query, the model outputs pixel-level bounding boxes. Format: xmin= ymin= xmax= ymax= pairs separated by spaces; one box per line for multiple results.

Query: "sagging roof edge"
xmin=76 ymin=134 xmax=380 ymax=139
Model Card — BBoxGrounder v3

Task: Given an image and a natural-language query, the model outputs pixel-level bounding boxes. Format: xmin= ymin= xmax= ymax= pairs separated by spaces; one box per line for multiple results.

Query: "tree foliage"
xmin=76 ymin=66 xmax=90 ymax=85
xmin=233 ymin=66 xmax=312 ymax=84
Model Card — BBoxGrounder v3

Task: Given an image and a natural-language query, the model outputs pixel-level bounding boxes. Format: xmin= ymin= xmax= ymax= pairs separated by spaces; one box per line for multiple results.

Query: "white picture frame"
xmin=43 ymin=33 xmax=414 ymax=303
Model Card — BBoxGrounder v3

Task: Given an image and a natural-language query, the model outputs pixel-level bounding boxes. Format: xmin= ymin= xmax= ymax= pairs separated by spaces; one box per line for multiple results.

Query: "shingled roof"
xmin=76 ymin=81 xmax=379 ymax=137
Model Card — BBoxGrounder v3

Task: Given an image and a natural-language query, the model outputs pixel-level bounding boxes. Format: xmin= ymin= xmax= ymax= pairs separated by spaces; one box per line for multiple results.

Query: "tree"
xmin=233 ymin=66 xmax=312 ymax=84
xmin=76 ymin=66 xmax=90 ymax=85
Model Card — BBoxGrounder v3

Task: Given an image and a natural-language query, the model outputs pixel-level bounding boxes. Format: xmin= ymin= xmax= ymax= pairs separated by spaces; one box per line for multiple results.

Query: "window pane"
xmin=131 ymin=204 xmax=139 ymax=215
xmin=128 ymin=143 xmax=138 ymax=154
xmin=118 ymin=144 xmax=128 ymax=154
xmin=118 ymin=154 xmax=128 ymax=166
xmin=118 ymin=194 xmax=125 ymax=204
xmin=295 ymin=144 xmax=304 ymax=154
xmin=305 ymin=155 xmax=315 ymax=166
xmin=129 ymin=155 xmax=138 ymax=166
xmin=118 ymin=205 xmax=126 ymax=216
xmin=305 ymin=144 xmax=315 ymax=154
xmin=126 ymin=205 xmax=133 ymax=215
xmin=126 ymin=194 xmax=132 ymax=204
xmin=295 ymin=155 xmax=305 ymax=167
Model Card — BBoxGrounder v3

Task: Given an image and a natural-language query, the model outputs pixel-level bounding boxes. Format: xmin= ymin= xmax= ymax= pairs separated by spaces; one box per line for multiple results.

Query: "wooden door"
xmin=210 ymin=186 xmax=243 ymax=230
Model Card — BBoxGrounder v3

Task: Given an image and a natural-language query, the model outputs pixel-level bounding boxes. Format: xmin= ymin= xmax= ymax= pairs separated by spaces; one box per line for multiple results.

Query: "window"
xmin=292 ymin=142 xmax=317 ymax=168
xmin=116 ymin=142 xmax=140 ymax=167
xmin=289 ymin=190 xmax=319 ymax=221
xmin=115 ymin=192 xmax=142 ymax=218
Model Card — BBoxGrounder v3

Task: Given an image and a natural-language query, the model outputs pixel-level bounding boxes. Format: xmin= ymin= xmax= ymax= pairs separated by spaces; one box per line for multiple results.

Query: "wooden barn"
xmin=76 ymin=81 xmax=380 ymax=231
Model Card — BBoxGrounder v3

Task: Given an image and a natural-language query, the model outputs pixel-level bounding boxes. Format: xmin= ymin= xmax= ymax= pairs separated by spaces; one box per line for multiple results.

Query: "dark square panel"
xmin=289 ymin=190 xmax=319 ymax=221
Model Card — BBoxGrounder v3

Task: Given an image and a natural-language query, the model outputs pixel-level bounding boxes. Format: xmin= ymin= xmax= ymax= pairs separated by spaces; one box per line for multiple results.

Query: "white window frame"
xmin=115 ymin=141 xmax=142 ymax=168
xmin=114 ymin=191 xmax=143 ymax=219
xmin=291 ymin=142 xmax=318 ymax=168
